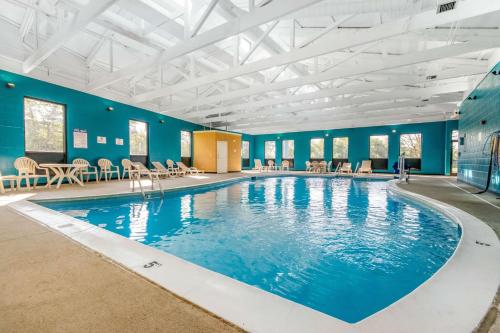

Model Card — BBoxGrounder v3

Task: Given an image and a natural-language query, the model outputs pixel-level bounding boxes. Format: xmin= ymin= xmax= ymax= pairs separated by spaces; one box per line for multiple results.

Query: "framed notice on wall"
xmin=97 ymin=136 xmax=107 ymax=144
xmin=73 ymin=129 xmax=88 ymax=149
xmin=115 ymin=138 xmax=124 ymax=146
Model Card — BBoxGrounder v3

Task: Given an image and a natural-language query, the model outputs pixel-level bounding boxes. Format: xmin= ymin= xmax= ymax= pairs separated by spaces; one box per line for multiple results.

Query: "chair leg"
xmin=33 ymin=178 xmax=38 ymax=189
xmin=0 ymin=181 xmax=5 ymax=194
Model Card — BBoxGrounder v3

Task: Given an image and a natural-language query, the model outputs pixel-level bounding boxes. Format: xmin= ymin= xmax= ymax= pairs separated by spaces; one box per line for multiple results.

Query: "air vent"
xmin=437 ymin=1 xmax=456 ymax=14
xmin=426 ymin=75 xmax=437 ymax=80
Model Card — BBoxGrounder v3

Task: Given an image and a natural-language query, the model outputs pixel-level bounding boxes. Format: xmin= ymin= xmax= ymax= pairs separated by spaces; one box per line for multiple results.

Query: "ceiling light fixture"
xmin=106 ymin=106 xmax=114 ymax=112
xmin=5 ymin=82 xmax=15 ymax=89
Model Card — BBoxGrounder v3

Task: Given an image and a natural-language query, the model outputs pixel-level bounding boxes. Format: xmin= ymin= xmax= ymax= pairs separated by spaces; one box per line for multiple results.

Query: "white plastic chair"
xmin=282 ymin=160 xmax=290 ymax=171
xmin=253 ymin=159 xmax=264 ymax=171
xmin=177 ymin=161 xmax=203 ymax=175
xmin=73 ymin=158 xmax=99 ymax=183
xmin=357 ymin=160 xmax=373 ymax=174
xmin=151 ymin=162 xmax=172 ymax=178
xmin=267 ymin=160 xmax=275 ymax=171
xmin=305 ymin=161 xmax=313 ymax=172
xmin=166 ymin=159 xmax=185 ymax=177
xmin=14 ymin=157 xmax=50 ymax=190
xmin=121 ymin=159 xmax=134 ymax=180
xmin=339 ymin=162 xmax=353 ymax=174
xmin=0 ymin=171 xmax=18 ymax=194
xmin=98 ymin=159 xmax=120 ymax=181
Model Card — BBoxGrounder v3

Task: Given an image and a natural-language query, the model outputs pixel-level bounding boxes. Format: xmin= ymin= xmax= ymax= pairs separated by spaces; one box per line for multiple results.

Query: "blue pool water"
xmin=41 ymin=177 xmax=460 ymax=323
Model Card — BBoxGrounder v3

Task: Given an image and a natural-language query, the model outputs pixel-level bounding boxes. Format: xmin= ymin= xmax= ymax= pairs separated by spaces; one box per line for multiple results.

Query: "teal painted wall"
xmin=458 ymin=62 xmax=500 ymax=194
xmin=254 ymin=120 xmax=458 ymax=175
xmin=0 ymin=69 xmax=201 ymax=176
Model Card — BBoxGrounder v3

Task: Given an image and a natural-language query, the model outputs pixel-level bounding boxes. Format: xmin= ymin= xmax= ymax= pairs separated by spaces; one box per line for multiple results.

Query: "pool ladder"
xmin=131 ymin=172 xmax=164 ymax=200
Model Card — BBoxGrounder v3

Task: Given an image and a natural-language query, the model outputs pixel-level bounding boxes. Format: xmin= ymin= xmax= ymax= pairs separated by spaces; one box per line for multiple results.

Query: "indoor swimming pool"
xmin=40 ymin=176 xmax=461 ymax=323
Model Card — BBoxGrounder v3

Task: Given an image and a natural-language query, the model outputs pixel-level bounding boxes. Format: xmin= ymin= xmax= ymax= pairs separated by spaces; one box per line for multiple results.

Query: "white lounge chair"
xmin=166 ymin=159 xmax=185 ymax=177
xmin=0 ymin=171 xmax=18 ymax=194
xmin=14 ymin=157 xmax=50 ymax=190
xmin=357 ymin=160 xmax=373 ymax=174
xmin=151 ymin=161 xmax=172 ymax=178
xmin=253 ymin=159 xmax=265 ymax=172
xmin=98 ymin=159 xmax=120 ymax=181
xmin=339 ymin=162 xmax=352 ymax=174
xmin=177 ymin=161 xmax=203 ymax=175
xmin=73 ymin=158 xmax=99 ymax=183
xmin=121 ymin=159 xmax=135 ymax=180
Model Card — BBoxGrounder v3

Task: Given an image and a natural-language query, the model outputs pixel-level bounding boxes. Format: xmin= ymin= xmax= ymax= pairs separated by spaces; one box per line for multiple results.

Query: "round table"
xmin=40 ymin=164 xmax=85 ymax=189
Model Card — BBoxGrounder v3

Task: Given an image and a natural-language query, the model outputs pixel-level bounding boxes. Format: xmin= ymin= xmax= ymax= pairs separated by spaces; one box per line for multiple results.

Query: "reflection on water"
xmin=44 ymin=177 xmax=460 ymax=323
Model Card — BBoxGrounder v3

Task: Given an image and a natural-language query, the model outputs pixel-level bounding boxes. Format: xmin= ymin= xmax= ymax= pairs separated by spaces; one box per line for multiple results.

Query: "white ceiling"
xmin=1 ymin=0 xmax=500 ymax=134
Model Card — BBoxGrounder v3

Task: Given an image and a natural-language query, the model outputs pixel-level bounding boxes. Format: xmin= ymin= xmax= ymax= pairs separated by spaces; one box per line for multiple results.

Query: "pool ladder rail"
xmin=130 ymin=166 xmax=164 ymax=200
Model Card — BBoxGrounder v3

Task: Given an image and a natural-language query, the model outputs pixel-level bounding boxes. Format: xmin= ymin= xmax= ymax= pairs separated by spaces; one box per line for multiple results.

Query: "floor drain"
xmin=475 ymin=240 xmax=491 ymax=247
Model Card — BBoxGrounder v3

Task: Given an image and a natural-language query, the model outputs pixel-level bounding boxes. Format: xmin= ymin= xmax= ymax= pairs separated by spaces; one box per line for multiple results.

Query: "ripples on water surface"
xmin=43 ymin=177 xmax=460 ymax=323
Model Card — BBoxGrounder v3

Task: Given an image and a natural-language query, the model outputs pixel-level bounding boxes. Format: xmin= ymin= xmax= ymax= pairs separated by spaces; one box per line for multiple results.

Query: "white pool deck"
xmin=3 ymin=171 xmax=499 ymax=333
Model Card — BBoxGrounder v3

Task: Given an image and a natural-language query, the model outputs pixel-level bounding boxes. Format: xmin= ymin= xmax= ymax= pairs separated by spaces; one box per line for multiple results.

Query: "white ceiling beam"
xmin=191 ymin=0 xmax=220 ymax=37
xmin=199 ymin=82 xmax=469 ymax=124
xmin=22 ymin=0 xmax=117 ymax=73
xmin=240 ymin=113 xmax=449 ymax=135
xmin=166 ymin=40 xmax=494 ymax=116
xmin=211 ymin=94 xmax=460 ymax=128
xmin=87 ymin=0 xmax=322 ymax=91
xmin=133 ymin=0 xmax=500 ymax=103
xmin=240 ymin=20 xmax=279 ymax=65
xmin=180 ymin=66 xmax=483 ymax=118
xmin=228 ymin=98 xmax=457 ymax=131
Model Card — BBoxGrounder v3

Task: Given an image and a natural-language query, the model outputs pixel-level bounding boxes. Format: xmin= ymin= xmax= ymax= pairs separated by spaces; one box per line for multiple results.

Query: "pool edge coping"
xmin=7 ymin=176 xmax=500 ymax=333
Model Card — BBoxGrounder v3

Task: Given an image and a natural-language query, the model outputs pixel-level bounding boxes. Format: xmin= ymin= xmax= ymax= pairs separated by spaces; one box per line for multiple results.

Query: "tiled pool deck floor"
xmin=1 ymin=172 xmax=499 ymax=332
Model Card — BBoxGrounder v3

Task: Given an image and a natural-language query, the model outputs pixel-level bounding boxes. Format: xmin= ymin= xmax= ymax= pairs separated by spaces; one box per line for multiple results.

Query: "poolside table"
xmin=40 ymin=163 xmax=85 ymax=189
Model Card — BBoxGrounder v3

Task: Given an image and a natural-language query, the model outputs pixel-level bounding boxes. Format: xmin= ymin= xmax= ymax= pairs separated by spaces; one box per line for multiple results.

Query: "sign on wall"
xmin=115 ymin=138 xmax=124 ymax=146
xmin=97 ymin=136 xmax=107 ymax=144
xmin=73 ymin=129 xmax=88 ymax=149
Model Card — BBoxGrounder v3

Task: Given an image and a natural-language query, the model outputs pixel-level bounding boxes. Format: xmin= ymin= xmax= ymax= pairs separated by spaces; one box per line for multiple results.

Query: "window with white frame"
xmin=282 ymin=140 xmax=294 ymax=159
xmin=129 ymin=120 xmax=148 ymax=156
xmin=265 ymin=141 xmax=276 ymax=159
xmin=310 ymin=138 xmax=324 ymax=159
xmin=332 ymin=137 xmax=348 ymax=159
xmin=24 ymin=97 xmax=65 ymax=153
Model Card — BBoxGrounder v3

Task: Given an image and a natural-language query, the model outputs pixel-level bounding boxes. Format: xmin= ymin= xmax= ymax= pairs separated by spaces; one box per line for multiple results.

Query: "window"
xmin=400 ymin=134 xmax=422 ymax=158
xmin=242 ymin=140 xmax=250 ymax=168
xmin=370 ymin=135 xmax=389 ymax=170
xmin=181 ymin=131 xmax=191 ymax=157
xmin=282 ymin=140 xmax=294 ymax=159
xmin=332 ymin=137 xmax=348 ymax=159
xmin=129 ymin=120 xmax=148 ymax=156
xmin=24 ymin=97 xmax=65 ymax=153
xmin=369 ymin=135 xmax=389 ymax=159
xmin=242 ymin=141 xmax=250 ymax=159
xmin=265 ymin=141 xmax=276 ymax=159
xmin=180 ymin=131 xmax=192 ymax=166
xmin=310 ymin=138 xmax=324 ymax=159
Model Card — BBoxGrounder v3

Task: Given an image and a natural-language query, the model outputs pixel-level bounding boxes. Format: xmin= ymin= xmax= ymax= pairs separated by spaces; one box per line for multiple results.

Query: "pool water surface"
xmin=41 ymin=176 xmax=461 ymax=323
